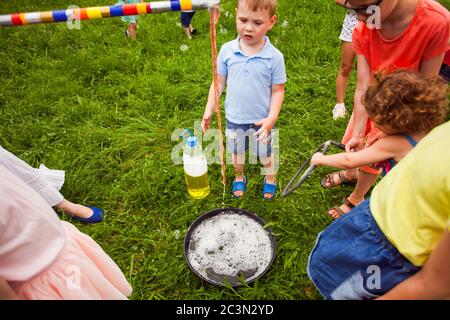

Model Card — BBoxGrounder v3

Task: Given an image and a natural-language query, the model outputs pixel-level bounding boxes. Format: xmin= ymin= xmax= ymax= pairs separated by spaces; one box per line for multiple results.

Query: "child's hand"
xmin=254 ymin=118 xmax=276 ymax=142
xmin=310 ymin=152 xmax=325 ymax=166
xmin=201 ymin=109 xmax=214 ymax=133
xmin=345 ymin=136 xmax=364 ymax=152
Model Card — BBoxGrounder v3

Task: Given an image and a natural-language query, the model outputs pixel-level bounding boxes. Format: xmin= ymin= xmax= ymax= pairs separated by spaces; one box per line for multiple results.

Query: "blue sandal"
xmin=232 ymin=176 xmax=247 ymax=199
xmin=73 ymin=206 xmax=104 ymax=224
xmin=262 ymin=177 xmax=277 ymax=201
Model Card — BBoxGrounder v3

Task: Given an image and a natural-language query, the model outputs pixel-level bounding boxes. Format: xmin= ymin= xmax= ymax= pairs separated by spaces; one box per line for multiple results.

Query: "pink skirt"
xmin=14 ymin=222 xmax=133 ymax=300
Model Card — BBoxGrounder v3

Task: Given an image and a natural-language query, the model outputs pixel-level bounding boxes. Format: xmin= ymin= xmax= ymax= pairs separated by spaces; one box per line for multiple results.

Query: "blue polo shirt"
xmin=217 ymin=36 xmax=286 ymax=124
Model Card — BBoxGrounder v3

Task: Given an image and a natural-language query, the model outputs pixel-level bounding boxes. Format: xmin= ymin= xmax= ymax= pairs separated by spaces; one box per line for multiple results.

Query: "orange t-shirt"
xmin=343 ymin=0 xmax=449 ymax=174
xmin=444 ymin=50 xmax=450 ymax=66
xmin=352 ymin=0 xmax=450 ymax=73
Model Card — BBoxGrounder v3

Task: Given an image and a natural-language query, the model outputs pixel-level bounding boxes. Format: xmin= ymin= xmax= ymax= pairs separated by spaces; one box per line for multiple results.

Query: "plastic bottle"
xmin=181 ymin=130 xmax=210 ymax=199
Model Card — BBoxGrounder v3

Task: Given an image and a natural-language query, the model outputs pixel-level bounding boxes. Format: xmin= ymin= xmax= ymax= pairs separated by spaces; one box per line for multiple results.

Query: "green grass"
xmin=1 ymin=0 xmax=448 ymax=300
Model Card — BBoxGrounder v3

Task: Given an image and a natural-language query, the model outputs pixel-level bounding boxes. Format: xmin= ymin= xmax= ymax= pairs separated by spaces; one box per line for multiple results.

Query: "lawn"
xmin=1 ymin=0 xmax=448 ymax=300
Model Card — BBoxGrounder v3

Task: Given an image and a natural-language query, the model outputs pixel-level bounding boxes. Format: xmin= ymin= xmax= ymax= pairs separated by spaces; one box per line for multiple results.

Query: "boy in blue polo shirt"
xmin=201 ymin=0 xmax=286 ymax=200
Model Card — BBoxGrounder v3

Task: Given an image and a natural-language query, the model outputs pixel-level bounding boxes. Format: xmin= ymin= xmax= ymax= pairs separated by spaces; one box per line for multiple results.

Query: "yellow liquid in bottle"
xmin=185 ymin=172 xmax=210 ymax=199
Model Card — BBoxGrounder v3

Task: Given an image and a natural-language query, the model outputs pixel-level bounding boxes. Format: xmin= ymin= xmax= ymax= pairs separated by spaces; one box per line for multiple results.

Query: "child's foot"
xmin=321 ymin=170 xmax=358 ymax=189
xmin=73 ymin=207 xmax=103 ymax=224
xmin=56 ymin=200 xmax=103 ymax=223
xmin=184 ymin=28 xmax=192 ymax=39
xmin=327 ymin=195 xmax=362 ymax=219
xmin=262 ymin=176 xmax=277 ymax=200
xmin=332 ymin=103 xmax=346 ymax=120
xmin=232 ymin=176 xmax=246 ymax=198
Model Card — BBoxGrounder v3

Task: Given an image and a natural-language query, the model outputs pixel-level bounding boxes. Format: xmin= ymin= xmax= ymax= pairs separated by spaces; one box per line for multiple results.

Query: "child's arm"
xmin=310 ymin=135 xmax=400 ymax=170
xmin=420 ymin=52 xmax=445 ymax=76
xmin=345 ymin=55 xmax=371 ymax=153
xmin=377 ymin=229 xmax=450 ymax=300
xmin=201 ymin=75 xmax=226 ymax=133
xmin=254 ymin=83 xmax=285 ymax=141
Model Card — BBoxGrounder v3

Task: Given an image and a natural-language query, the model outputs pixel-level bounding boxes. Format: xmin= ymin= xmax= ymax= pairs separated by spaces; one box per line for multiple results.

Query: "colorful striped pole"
xmin=0 ymin=0 xmax=220 ymax=27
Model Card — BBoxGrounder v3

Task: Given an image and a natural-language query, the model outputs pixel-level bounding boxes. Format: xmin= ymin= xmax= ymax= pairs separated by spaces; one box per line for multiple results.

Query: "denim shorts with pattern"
xmin=226 ymin=120 xmax=272 ymax=158
xmin=307 ymin=199 xmax=420 ymax=300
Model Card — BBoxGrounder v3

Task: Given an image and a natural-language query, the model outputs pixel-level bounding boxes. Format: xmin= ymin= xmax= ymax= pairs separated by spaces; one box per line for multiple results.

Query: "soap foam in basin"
xmin=187 ymin=210 xmax=274 ymax=285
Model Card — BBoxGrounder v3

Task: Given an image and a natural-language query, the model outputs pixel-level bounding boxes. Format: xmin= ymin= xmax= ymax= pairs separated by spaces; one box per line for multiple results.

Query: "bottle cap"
xmin=186 ymin=136 xmax=198 ymax=148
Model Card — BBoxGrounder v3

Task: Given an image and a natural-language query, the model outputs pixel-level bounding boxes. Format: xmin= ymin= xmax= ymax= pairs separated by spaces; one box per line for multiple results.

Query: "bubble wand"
xmin=0 ymin=0 xmax=220 ymax=27
xmin=209 ymin=6 xmax=226 ymax=188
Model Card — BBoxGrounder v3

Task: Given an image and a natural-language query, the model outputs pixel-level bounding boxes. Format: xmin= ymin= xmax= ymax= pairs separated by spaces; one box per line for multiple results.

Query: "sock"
xmin=333 ymin=103 xmax=346 ymax=119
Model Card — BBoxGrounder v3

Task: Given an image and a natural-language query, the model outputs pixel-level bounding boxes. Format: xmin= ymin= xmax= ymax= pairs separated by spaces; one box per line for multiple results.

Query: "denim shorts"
xmin=180 ymin=11 xmax=195 ymax=28
xmin=122 ymin=15 xmax=137 ymax=24
xmin=226 ymin=120 xmax=272 ymax=158
xmin=307 ymin=199 xmax=420 ymax=300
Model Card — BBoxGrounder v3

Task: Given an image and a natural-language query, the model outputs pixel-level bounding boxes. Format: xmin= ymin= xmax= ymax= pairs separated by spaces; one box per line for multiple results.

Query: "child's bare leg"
xmin=351 ymin=170 xmax=379 ymax=202
xmin=333 ymin=41 xmax=355 ymax=119
xmin=328 ymin=170 xmax=379 ymax=219
xmin=184 ymin=26 xmax=192 ymax=39
xmin=55 ymin=199 xmax=94 ymax=219
xmin=323 ymin=168 xmax=358 ymax=187
xmin=232 ymin=153 xmax=245 ymax=197
xmin=336 ymin=41 xmax=355 ymax=104
xmin=190 ymin=24 xmax=197 ymax=36
xmin=128 ymin=23 xmax=137 ymax=41
xmin=343 ymin=168 xmax=358 ymax=179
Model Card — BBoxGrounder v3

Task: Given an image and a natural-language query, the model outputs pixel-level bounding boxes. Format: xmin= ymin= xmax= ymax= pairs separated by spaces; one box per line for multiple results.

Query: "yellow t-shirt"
xmin=370 ymin=121 xmax=450 ymax=267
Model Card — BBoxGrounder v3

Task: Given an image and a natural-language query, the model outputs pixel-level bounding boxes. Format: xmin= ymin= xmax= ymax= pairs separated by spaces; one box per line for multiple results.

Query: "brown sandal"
xmin=327 ymin=196 xmax=357 ymax=220
xmin=321 ymin=170 xmax=357 ymax=189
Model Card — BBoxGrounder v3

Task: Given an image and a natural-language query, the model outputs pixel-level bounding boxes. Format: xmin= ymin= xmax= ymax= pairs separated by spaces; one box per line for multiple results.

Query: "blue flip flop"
xmin=73 ymin=206 xmax=104 ymax=224
xmin=262 ymin=177 xmax=277 ymax=201
xmin=232 ymin=176 xmax=247 ymax=199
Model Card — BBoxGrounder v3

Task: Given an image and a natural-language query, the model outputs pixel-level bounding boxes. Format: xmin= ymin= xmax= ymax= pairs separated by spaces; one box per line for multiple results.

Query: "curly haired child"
xmin=308 ymin=120 xmax=450 ymax=300
xmin=311 ymin=69 xmax=449 ymax=219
